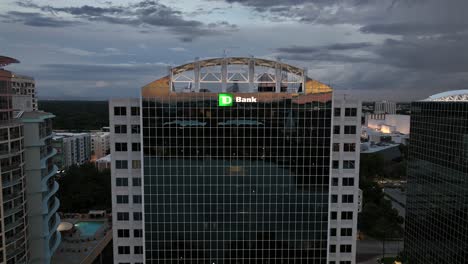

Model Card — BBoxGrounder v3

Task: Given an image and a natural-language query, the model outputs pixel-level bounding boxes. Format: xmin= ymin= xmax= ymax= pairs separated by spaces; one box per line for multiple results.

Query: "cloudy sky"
xmin=1 ymin=0 xmax=467 ymax=101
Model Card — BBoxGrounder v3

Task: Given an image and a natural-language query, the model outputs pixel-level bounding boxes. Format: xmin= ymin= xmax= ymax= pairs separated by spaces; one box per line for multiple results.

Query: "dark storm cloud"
xmin=277 ymin=42 xmax=373 ymax=54
xmin=360 ymin=23 xmax=468 ymax=36
xmin=1 ymin=11 xmax=79 ymax=27
xmin=374 ymin=37 xmax=468 ymax=73
xmin=26 ymin=62 xmax=171 ymax=99
xmin=11 ymin=0 xmax=237 ymax=41
xmin=38 ymin=63 xmax=168 ymax=81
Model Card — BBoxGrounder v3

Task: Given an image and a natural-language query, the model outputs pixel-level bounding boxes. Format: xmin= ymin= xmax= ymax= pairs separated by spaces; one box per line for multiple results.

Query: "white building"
xmin=330 ymin=97 xmax=362 ymax=264
xmin=363 ymin=114 xmax=410 ymax=145
xmin=91 ymin=131 xmax=110 ymax=160
xmin=96 ymin=154 xmax=111 ymax=171
xmin=52 ymin=132 xmax=91 ymax=169
xmin=374 ymin=100 xmax=396 ymax=114
xmin=109 ymin=99 xmax=143 ymax=264
xmin=20 ymin=111 xmax=61 ymax=264
xmin=0 ymin=64 xmax=30 ymax=263
xmin=11 ymin=73 xmax=38 ymax=111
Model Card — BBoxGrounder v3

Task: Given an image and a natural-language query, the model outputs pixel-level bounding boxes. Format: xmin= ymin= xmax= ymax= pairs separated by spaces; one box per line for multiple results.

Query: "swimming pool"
xmin=74 ymin=221 xmax=104 ymax=237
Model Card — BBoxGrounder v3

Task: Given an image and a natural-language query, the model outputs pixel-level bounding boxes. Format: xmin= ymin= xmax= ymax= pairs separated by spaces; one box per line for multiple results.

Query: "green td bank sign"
xmin=218 ymin=93 xmax=257 ymax=107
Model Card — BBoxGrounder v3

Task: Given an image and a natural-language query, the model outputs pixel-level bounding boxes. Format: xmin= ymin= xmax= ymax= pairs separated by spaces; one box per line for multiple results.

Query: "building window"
xmin=332 ymin=160 xmax=339 ymax=169
xmin=344 ymin=126 xmax=356 ymax=134
xmin=343 ymin=143 xmax=356 ymax=152
xmin=342 ymin=194 xmax=354 ymax=203
xmin=340 ymin=244 xmax=352 ymax=253
xmin=132 ymin=143 xmax=141 ymax=152
xmin=340 ymin=262 xmax=351 ymax=264
xmin=116 ymin=178 xmax=128 ymax=187
xmin=330 ymin=244 xmax=336 ymax=253
xmin=333 ymin=143 xmax=340 ymax=152
xmin=343 ymin=160 xmax=355 ymax=169
xmin=131 ymin=125 xmax=140 ymax=134
xmin=116 ymin=195 xmax=128 ymax=204
xmin=116 ymin=160 xmax=128 ymax=169
xmin=342 ymin=178 xmax=355 ymax=186
xmin=345 ymin=108 xmax=357 ymax=117
xmin=334 ymin=108 xmax=341 ymax=117
xmin=115 ymin=125 xmax=127 ymax=134
xmin=114 ymin=107 xmax=126 ymax=116
xmin=134 ymin=229 xmax=143 ymax=238
xmin=118 ymin=246 xmax=130 ymax=255
xmin=117 ymin=229 xmax=130 ymax=238
xmin=330 ymin=228 xmax=337 ymax=236
xmin=133 ymin=195 xmax=142 ymax=204
xmin=117 ymin=212 xmax=129 ymax=221
xmin=131 ymin=107 xmax=140 ymax=116
xmin=132 ymin=160 xmax=141 ymax=169
xmin=115 ymin=142 xmax=128 ymax=152
xmin=331 ymin=211 xmax=337 ymax=220
xmin=333 ymin=125 xmax=340 ymax=134
xmin=331 ymin=195 xmax=338 ymax=203
xmin=341 ymin=211 xmax=353 ymax=220
xmin=134 ymin=246 xmax=143 ymax=254
xmin=133 ymin=212 xmax=142 ymax=221
xmin=341 ymin=228 xmax=352 ymax=236
xmin=332 ymin=178 xmax=339 ymax=186
xmin=132 ymin=178 xmax=142 ymax=186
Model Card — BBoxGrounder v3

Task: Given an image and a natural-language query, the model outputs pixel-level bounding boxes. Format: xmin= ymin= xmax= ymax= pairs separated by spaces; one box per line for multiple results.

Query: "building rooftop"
xmin=19 ymin=111 xmax=55 ymax=121
xmin=361 ymin=142 xmax=400 ymax=153
xmin=424 ymin=90 xmax=468 ymax=102
xmin=0 ymin=55 xmax=19 ymax=67
xmin=53 ymin=132 xmax=90 ymax=140
xmin=96 ymin=154 xmax=111 ymax=162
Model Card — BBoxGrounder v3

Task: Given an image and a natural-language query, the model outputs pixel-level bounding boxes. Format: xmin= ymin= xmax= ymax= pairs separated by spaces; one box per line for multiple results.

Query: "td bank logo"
xmin=218 ymin=93 xmax=233 ymax=107
xmin=218 ymin=93 xmax=257 ymax=107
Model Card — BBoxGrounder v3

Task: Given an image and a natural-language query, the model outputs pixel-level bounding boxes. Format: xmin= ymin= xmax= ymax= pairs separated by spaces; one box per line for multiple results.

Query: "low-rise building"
xmin=96 ymin=154 xmax=111 ymax=171
xmin=362 ymin=114 xmax=410 ymax=145
xmin=91 ymin=132 xmax=110 ymax=160
xmin=374 ymin=100 xmax=396 ymax=114
xmin=52 ymin=133 xmax=91 ymax=169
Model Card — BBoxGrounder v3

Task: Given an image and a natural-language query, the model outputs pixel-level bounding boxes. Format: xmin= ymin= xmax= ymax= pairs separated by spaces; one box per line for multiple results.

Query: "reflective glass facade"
xmin=405 ymin=101 xmax=468 ymax=263
xmin=143 ymin=92 xmax=332 ymax=263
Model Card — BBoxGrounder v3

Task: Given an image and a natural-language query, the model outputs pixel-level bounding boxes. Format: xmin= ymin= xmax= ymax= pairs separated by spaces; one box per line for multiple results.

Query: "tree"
xmin=360 ymin=153 xmax=385 ymax=179
xmin=57 ymin=163 xmax=111 ymax=213
xmin=358 ymin=178 xmax=404 ymax=239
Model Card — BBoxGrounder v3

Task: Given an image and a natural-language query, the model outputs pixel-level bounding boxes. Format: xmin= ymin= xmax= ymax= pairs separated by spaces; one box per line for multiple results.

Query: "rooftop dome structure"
xmin=424 ymin=90 xmax=468 ymax=102
xmin=142 ymin=57 xmax=332 ymax=97
xmin=0 ymin=55 xmax=20 ymax=67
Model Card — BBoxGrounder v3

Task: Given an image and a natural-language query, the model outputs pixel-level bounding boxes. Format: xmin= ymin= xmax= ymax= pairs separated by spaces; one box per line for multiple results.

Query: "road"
xmin=357 ymin=239 xmax=404 ymax=264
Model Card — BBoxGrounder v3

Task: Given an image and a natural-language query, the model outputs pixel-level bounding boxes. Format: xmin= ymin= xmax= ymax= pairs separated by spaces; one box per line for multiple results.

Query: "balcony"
xmin=49 ymin=230 xmax=61 ymax=256
xmin=1 ymin=172 xmax=23 ymax=188
xmin=41 ymin=165 xmax=58 ymax=192
xmin=4 ymin=219 xmax=23 ymax=233
xmin=48 ymin=212 xmax=60 ymax=235
xmin=44 ymin=196 xmax=60 ymax=218
xmin=3 ymin=203 xmax=23 ymax=218
xmin=5 ymin=229 xmax=26 ymax=245
xmin=43 ymin=181 xmax=59 ymax=212
xmin=2 ymin=191 xmax=23 ymax=203
xmin=41 ymin=148 xmax=57 ymax=169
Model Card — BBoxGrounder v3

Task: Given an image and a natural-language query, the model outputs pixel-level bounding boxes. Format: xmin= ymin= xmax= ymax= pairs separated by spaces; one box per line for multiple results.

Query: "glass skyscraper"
xmin=110 ymin=57 xmax=361 ymax=264
xmin=405 ymin=91 xmax=468 ymax=263
xmin=143 ymin=58 xmax=333 ymax=263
